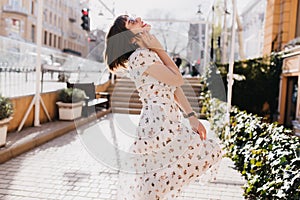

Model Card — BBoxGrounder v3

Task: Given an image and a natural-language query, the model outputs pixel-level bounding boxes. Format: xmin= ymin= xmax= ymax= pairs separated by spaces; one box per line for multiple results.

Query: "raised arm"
xmin=135 ymin=31 xmax=184 ymax=86
xmin=135 ymin=31 xmax=206 ymax=140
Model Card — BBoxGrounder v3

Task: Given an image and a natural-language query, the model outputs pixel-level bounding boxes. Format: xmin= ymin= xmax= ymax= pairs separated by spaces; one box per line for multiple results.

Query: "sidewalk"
xmin=0 ymin=111 xmax=245 ymax=200
xmin=0 ymin=109 xmax=112 ymax=164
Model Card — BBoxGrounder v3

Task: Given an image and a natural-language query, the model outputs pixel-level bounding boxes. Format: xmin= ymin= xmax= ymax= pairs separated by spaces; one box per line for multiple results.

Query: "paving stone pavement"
xmin=0 ymin=114 xmax=245 ymax=200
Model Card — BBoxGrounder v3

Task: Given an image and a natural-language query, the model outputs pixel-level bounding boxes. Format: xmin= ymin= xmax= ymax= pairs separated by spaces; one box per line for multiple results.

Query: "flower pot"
xmin=0 ymin=117 xmax=12 ymax=147
xmin=56 ymin=101 xmax=83 ymax=120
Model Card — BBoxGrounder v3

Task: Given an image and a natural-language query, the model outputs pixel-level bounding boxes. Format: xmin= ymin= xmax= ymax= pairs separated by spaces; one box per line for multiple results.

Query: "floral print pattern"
xmin=117 ymin=48 xmax=222 ymax=200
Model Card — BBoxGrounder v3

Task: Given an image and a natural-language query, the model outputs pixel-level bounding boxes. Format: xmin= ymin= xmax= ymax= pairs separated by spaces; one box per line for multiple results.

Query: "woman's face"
xmin=125 ymin=16 xmax=151 ymax=34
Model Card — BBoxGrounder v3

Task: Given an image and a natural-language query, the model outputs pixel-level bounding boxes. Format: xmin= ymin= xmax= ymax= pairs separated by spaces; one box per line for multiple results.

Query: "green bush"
xmin=206 ymin=98 xmax=228 ymax=137
xmin=58 ymin=88 xmax=87 ymax=103
xmin=198 ymin=78 xmax=211 ymax=119
xmin=212 ymin=107 xmax=300 ymax=199
xmin=0 ymin=95 xmax=13 ymax=120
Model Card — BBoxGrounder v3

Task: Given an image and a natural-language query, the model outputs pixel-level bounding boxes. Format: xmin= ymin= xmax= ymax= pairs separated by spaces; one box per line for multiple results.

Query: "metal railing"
xmin=0 ymin=36 xmax=109 ymax=97
xmin=3 ymin=4 xmax=29 ymax=15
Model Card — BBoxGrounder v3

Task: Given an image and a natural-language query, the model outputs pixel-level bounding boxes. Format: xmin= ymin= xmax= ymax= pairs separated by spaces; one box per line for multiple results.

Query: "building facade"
xmin=187 ymin=23 xmax=207 ymax=67
xmin=263 ymin=0 xmax=300 ymax=54
xmin=241 ymin=0 xmax=267 ymax=59
xmin=87 ymin=29 xmax=106 ymax=62
xmin=262 ymin=0 xmax=300 ymax=128
xmin=0 ymin=0 xmax=88 ymax=56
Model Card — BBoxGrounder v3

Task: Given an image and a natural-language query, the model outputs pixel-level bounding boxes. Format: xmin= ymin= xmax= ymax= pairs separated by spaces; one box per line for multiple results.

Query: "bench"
xmin=67 ymin=82 xmax=110 ymax=117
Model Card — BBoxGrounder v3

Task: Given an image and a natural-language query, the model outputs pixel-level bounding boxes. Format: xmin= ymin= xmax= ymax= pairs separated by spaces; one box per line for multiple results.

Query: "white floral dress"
xmin=117 ymin=48 xmax=222 ymax=200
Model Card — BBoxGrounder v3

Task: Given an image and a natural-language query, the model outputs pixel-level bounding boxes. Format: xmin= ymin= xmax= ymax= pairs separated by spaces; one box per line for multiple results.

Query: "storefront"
xmin=278 ymin=47 xmax=300 ymax=132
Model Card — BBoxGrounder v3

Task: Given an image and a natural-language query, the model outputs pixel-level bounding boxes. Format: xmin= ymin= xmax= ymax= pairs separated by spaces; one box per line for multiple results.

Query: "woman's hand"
xmin=188 ymin=116 xmax=207 ymax=140
xmin=134 ymin=31 xmax=164 ymax=52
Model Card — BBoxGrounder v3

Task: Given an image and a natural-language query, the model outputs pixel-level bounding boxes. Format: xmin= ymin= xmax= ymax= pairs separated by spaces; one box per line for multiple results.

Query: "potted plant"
xmin=0 ymin=94 xmax=13 ymax=147
xmin=56 ymin=88 xmax=87 ymax=120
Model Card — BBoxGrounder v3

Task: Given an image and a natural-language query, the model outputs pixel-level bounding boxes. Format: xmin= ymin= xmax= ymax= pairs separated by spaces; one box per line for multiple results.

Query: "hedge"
xmin=215 ymin=54 xmax=282 ymax=122
xmin=208 ymin=99 xmax=300 ymax=199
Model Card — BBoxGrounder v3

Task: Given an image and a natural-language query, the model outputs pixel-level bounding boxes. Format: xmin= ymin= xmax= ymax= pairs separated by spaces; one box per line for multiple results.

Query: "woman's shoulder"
xmin=129 ymin=48 xmax=155 ymax=61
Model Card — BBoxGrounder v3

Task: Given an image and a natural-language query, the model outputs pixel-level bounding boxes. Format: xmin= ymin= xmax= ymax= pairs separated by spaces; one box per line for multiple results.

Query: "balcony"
xmin=69 ymin=32 xmax=77 ymax=39
xmin=69 ymin=17 xmax=76 ymax=23
xmin=3 ymin=4 xmax=28 ymax=16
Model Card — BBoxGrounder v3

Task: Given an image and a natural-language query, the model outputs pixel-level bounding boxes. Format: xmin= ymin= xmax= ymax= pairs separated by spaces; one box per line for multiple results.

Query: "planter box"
xmin=0 ymin=117 xmax=12 ymax=147
xmin=56 ymin=101 xmax=83 ymax=120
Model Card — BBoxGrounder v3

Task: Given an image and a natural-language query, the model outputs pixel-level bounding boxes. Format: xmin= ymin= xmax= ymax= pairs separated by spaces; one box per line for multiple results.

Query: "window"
xmin=11 ymin=19 xmax=20 ymax=34
xmin=49 ymin=12 xmax=52 ymax=24
xmin=44 ymin=31 xmax=47 ymax=45
xmin=58 ymin=17 xmax=61 ymax=28
xmin=54 ymin=35 xmax=57 ymax=48
xmin=58 ymin=37 xmax=61 ymax=49
xmin=49 ymin=33 xmax=52 ymax=46
xmin=44 ymin=9 xmax=47 ymax=22
xmin=31 ymin=24 xmax=35 ymax=42
xmin=54 ymin=15 xmax=56 ymax=26
xmin=9 ymin=0 xmax=21 ymax=8
xmin=31 ymin=0 xmax=35 ymax=15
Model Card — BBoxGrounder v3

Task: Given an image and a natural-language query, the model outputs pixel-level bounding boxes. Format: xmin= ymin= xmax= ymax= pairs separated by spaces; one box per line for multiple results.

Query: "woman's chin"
xmin=131 ymin=25 xmax=151 ymax=35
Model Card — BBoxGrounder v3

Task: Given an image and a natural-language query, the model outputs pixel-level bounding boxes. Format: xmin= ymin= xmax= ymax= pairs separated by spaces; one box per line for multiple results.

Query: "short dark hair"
xmin=104 ymin=15 xmax=138 ymax=72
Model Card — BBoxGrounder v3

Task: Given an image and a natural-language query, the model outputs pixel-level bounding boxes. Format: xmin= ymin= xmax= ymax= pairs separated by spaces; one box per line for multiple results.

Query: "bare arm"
xmin=173 ymin=86 xmax=193 ymax=114
xmin=154 ymin=49 xmax=181 ymax=76
xmin=174 ymin=86 xmax=206 ymax=140
xmin=144 ymin=62 xmax=184 ymax=87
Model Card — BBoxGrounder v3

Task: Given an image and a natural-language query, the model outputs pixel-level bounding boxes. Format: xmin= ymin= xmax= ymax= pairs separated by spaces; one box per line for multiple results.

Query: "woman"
xmin=104 ymin=15 xmax=222 ymax=200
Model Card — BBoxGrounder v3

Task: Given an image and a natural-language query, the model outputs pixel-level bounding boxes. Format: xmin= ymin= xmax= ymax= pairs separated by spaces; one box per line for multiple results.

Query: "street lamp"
xmin=197 ymin=5 xmax=202 ymax=15
xmin=196 ymin=5 xmax=204 ymax=69
xmin=226 ymin=0 xmax=237 ymax=138
xmin=96 ymin=0 xmax=115 ymax=17
xmin=193 ymin=5 xmax=210 ymax=70
xmin=210 ymin=5 xmax=215 ymax=60
xmin=221 ymin=0 xmax=231 ymax=64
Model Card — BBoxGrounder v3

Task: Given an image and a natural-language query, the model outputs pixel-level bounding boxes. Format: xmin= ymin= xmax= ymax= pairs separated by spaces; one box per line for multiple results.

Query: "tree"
xmin=235 ymin=9 xmax=245 ymax=60
xmin=145 ymin=9 xmax=189 ymax=56
xmin=218 ymin=0 xmax=246 ymax=62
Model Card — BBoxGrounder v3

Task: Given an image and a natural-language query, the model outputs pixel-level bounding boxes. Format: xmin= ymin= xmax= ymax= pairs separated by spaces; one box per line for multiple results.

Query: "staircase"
xmin=107 ymin=77 xmax=204 ymax=116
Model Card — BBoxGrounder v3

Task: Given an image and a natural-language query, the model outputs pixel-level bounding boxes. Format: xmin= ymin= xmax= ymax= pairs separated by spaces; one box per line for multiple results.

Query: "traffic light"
xmin=81 ymin=8 xmax=90 ymax=31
